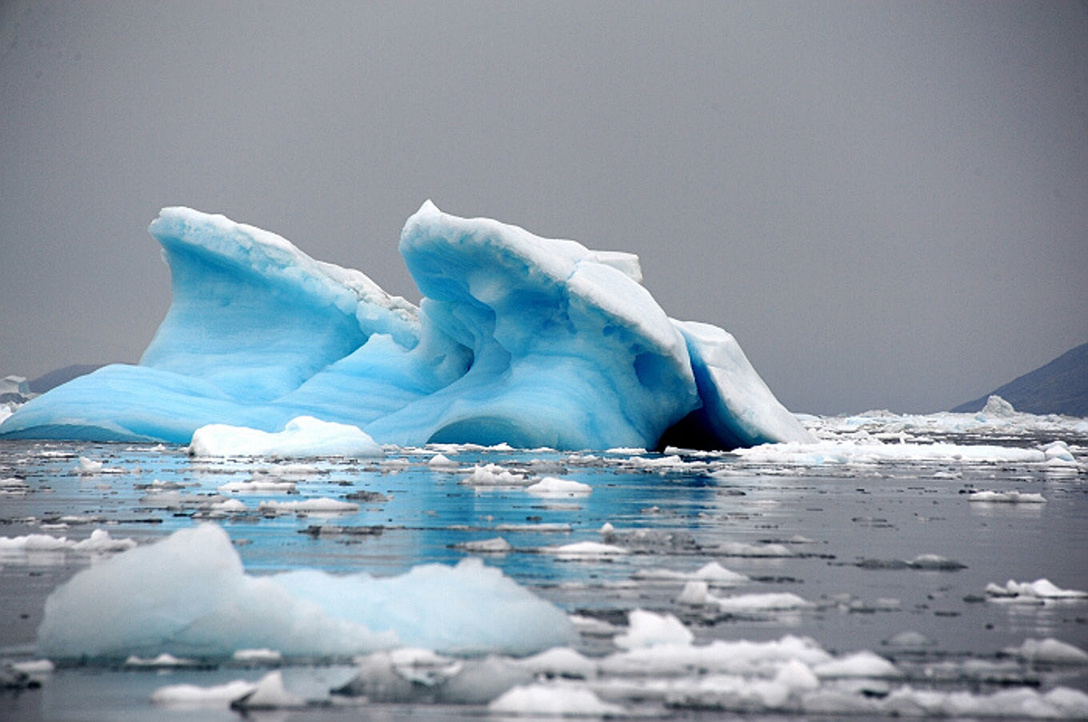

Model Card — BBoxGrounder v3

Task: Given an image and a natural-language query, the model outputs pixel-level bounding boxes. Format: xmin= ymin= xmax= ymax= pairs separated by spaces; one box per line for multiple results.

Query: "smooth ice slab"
xmin=1 ymin=203 xmax=806 ymax=450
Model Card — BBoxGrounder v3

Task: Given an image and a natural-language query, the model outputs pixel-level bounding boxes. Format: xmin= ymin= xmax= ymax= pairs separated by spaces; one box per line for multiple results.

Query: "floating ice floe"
xmin=985 ymin=578 xmax=1088 ymax=602
xmin=152 ymin=679 xmax=259 ymax=707
xmin=1 ymin=204 xmax=809 ymax=451
xmin=218 ymin=479 xmax=297 ymax=494
xmin=0 ymin=529 xmax=136 ymax=557
xmin=188 ymin=416 xmax=382 ymax=458
xmin=36 ymin=524 xmax=574 ymax=660
xmin=256 ymin=497 xmax=359 ymax=515
xmin=734 ymin=440 xmax=1054 ymax=467
xmin=1006 ymin=638 xmax=1088 ymax=664
xmin=968 ymin=490 xmax=1047 ymax=503
xmin=545 ymin=541 xmax=628 ymax=560
xmin=632 ymin=561 xmax=748 ymax=586
xmin=613 ymin=610 xmax=693 ymax=650
xmin=808 ymin=396 xmax=1088 ymax=441
xmin=525 ymin=477 xmax=592 ymax=497
xmin=489 ymin=683 xmax=626 ymax=717
xmin=454 ymin=537 xmax=513 ymax=553
xmin=459 ymin=463 xmax=530 ymax=486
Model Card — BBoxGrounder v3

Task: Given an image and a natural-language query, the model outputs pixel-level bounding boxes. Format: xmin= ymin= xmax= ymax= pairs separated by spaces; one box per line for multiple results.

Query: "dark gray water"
xmin=1 ymin=412 xmax=1086 ymax=720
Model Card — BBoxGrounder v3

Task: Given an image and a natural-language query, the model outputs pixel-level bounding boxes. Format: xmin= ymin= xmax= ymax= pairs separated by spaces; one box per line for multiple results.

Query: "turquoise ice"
xmin=0 ymin=203 xmax=811 ymax=450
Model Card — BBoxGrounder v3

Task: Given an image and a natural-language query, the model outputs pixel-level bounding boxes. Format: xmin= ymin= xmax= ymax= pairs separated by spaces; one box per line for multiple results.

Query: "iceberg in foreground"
xmin=37 ymin=524 xmax=574 ymax=659
xmin=0 ymin=203 xmax=811 ymax=450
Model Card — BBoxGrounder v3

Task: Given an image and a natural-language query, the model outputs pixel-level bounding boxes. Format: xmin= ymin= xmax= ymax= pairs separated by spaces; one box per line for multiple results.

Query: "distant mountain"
xmin=28 ymin=364 xmax=109 ymax=394
xmin=952 ymin=342 xmax=1088 ymax=416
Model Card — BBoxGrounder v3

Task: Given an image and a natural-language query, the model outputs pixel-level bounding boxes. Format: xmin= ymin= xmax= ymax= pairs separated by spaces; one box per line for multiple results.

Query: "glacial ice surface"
xmin=0 ymin=203 xmax=810 ymax=450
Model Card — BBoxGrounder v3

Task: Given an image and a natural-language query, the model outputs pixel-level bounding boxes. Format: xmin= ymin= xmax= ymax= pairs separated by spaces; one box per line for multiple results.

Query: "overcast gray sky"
xmin=1 ymin=1 xmax=1086 ymax=414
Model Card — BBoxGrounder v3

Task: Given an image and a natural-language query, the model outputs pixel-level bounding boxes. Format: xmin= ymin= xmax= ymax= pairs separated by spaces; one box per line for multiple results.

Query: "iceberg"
xmin=0 ymin=203 xmax=810 ymax=450
xmin=37 ymin=524 xmax=574 ymax=660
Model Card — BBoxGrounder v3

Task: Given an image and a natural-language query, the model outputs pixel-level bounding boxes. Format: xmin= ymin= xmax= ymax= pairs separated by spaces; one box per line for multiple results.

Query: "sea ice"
xmin=151 ymin=679 xmax=258 ymax=707
xmin=968 ymin=490 xmax=1047 ymax=503
xmin=488 ymin=682 xmax=626 ymax=717
xmin=985 ymin=578 xmax=1088 ymax=601
xmin=0 ymin=529 xmax=136 ymax=557
xmin=0 ymin=204 xmax=807 ymax=451
xmin=36 ymin=524 xmax=573 ymax=660
xmin=613 ymin=610 xmax=694 ymax=649
xmin=525 ymin=477 xmax=593 ymax=496
xmin=189 ymin=416 xmax=382 ymax=458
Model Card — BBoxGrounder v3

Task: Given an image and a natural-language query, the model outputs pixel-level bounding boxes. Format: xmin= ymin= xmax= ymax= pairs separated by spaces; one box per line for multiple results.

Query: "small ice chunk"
xmin=614 ymin=609 xmax=693 ymax=650
xmin=218 ymin=479 xmax=297 ymax=494
xmin=232 ymin=648 xmax=284 ymax=665
xmin=488 ymin=682 xmax=626 ymax=717
xmin=71 ymin=529 xmax=138 ymax=553
xmin=634 ymin=561 xmax=748 ymax=586
xmin=677 ymin=581 xmax=710 ymax=606
xmin=1007 ymin=638 xmax=1088 ymax=664
xmin=813 ymin=651 xmax=901 ymax=678
xmin=460 ymin=463 xmax=529 ymax=486
xmin=717 ymin=541 xmax=794 ymax=557
xmin=152 ymin=679 xmax=258 ymax=707
xmin=525 ymin=477 xmax=592 ymax=496
xmin=10 ymin=660 xmax=54 ymax=676
xmin=517 ymin=647 xmax=598 ymax=680
xmin=968 ymin=490 xmax=1047 ymax=503
xmin=76 ymin=457 xmax=103 ymax=474
xmin=712 ymin=592 xmax=812 ymax=613
xmin=256 ymin=497 xmax=359 ymax=514
xmin=230 ymin=670 xmax=305 ymax=710
xmin=456 ymin=537 xmax=512 ymax=553
xmin=428 ymin=453 xmax=459 ymax=468
xmin=545 ymin=541 xmax=627 ymax=559
xmin=986 ymin=578 xmax=1088 ymax=601
xmin=189 ymin=416 xmax=382 ymax=458
xmin=125 ymin=653 xmax=197 ymax=668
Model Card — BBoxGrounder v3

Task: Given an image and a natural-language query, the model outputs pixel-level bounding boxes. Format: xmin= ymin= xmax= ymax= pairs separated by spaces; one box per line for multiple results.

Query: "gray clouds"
xmin=2 ymin=1 xmax=1086 ymax=413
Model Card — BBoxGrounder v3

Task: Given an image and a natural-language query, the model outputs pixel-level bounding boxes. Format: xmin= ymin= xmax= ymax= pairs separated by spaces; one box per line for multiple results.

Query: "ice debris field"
xmin=2 ymin=399 xmax=1088 ymax=720
xmin=1 ymin=208 xmax=1087 ymax=720
xmin=0 ymin=203 xmax=811 ymax=451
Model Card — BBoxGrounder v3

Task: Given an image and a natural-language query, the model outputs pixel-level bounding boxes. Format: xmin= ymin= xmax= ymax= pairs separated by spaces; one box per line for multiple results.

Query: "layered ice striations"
xmin=0 ymin=203 xmax=810 ymax=450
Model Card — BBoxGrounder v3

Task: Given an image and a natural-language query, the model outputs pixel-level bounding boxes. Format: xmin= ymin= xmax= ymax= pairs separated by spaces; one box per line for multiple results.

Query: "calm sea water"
xmin=1 ymin=420 xmax=1086 ymax=720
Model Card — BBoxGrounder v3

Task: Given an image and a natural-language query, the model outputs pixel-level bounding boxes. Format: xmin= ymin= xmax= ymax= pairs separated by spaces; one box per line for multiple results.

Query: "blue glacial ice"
xmin=0 ymin=203 xmax=812 ymax=450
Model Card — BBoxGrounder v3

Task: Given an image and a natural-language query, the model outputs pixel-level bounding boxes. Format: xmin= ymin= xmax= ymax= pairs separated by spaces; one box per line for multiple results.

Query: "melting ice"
xmin=0 ymin=203 xmax=811 ymax=451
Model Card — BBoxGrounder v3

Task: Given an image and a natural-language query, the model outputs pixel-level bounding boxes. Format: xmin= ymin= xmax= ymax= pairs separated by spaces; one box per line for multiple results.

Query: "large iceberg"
xmin=0 ymin=203 xmax=811 ymax=450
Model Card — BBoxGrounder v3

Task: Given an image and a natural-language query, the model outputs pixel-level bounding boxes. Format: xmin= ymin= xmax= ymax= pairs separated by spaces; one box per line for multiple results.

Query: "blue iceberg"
xmin=0 ymin=203 xmax=811 ymax=450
